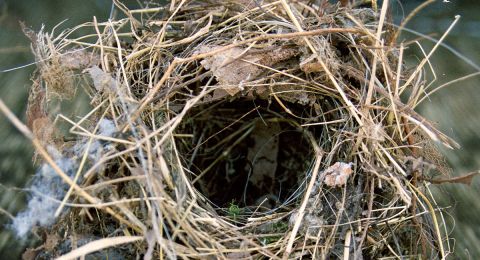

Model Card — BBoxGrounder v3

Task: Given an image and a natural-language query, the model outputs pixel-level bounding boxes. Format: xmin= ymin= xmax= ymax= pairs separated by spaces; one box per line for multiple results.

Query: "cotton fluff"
xmin=73 ymin=118 xmax=116 ymax=159
xmin=12 ymin=146 xmax=76 ymax=237
xmin=98 ymin=118 xmax=116 ymax=137
xmin=12 ymin=120 xmax=117 ymax=237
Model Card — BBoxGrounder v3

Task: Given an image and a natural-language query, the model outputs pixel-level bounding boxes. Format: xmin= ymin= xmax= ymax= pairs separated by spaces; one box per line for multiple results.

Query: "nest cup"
xmin=17 ymin=0 xmax=460 ymax=258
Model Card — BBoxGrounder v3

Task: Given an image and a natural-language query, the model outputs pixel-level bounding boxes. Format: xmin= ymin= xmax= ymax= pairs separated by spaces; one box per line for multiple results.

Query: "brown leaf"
xmin=198 ymin=45 xmax=263 ymax=88
xmin=60 ymin=50 xmax=99 ymax=70
xmin=197 ymin=45 xmax=299 ymax=98
xmin=424 ymin=171 xmax=480 ymax=186
xmin=324 ymin=162 xmax=353 ymax=187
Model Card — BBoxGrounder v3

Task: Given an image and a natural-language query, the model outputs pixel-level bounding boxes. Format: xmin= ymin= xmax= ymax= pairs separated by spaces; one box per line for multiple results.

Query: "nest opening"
xmin=177 ymin=98 xmax=320 ymax=213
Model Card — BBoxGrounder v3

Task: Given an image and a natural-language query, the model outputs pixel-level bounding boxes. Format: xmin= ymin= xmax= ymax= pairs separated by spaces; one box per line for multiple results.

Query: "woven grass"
xmin=1 ymin=0 xmax=463 ymax=258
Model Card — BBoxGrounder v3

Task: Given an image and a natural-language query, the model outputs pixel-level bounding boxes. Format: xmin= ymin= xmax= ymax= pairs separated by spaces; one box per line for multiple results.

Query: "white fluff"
xmin=12 ymin=147 xmax=75 ymax=237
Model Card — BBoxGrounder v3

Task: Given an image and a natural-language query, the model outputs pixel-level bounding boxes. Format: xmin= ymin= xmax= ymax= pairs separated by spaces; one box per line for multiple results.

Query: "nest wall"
xmin=12 ymin=0 xmax=460 ymax=259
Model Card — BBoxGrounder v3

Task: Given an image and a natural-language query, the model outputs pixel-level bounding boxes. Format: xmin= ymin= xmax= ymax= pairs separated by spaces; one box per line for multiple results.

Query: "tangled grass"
xmin=0 ymin=0 xmax=464 ymax=259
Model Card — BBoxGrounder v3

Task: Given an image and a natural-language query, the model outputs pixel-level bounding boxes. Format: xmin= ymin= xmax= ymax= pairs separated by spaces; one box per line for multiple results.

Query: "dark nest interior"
xmin=3 ymin=0 xmax=464 ymax=259
xmin=176 ymin=98 xmax=320 ymax=210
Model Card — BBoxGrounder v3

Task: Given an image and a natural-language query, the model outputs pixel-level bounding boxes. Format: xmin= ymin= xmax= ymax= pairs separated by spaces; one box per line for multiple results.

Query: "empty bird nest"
xmin=14 ymin=0 xmax=461 ymax=259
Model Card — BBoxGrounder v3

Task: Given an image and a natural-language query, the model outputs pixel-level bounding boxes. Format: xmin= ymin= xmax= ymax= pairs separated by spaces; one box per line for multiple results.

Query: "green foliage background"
xmin=0 ymin=0 xmax=478 ymax=258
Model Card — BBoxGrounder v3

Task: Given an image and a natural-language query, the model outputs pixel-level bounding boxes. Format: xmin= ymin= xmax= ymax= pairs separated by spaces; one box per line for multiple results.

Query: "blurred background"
xmin=0 ymin=0 xmax=478 ymax=258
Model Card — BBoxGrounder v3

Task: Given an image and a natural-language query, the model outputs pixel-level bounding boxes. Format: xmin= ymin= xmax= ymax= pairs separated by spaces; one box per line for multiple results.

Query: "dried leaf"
xmin=197 ymin=45 xmax=298 ymax=98
xmin=60 ymin=50 xmax=99 ymax=70
xmin=198 ymin=46 xmax=262 ymax=88
xmin=424 ymin=171 xmax=480 ymax=186
xmin=323 ymin=162 xmax=353 ymax=187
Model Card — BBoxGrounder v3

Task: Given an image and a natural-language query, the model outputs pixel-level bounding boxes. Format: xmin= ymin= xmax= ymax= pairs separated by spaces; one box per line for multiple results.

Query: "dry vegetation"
xmin=0 ymin=0 xmax=468 ymax=259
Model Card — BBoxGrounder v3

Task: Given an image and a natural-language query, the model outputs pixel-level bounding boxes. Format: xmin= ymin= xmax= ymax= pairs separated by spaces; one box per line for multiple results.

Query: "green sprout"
xmin=228 ymin=200 xmax=242 ymax=221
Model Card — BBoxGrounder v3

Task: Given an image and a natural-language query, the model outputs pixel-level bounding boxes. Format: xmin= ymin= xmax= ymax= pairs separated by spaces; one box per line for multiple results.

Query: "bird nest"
xmin=14 ymin=0 xmax=460 ymax=259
